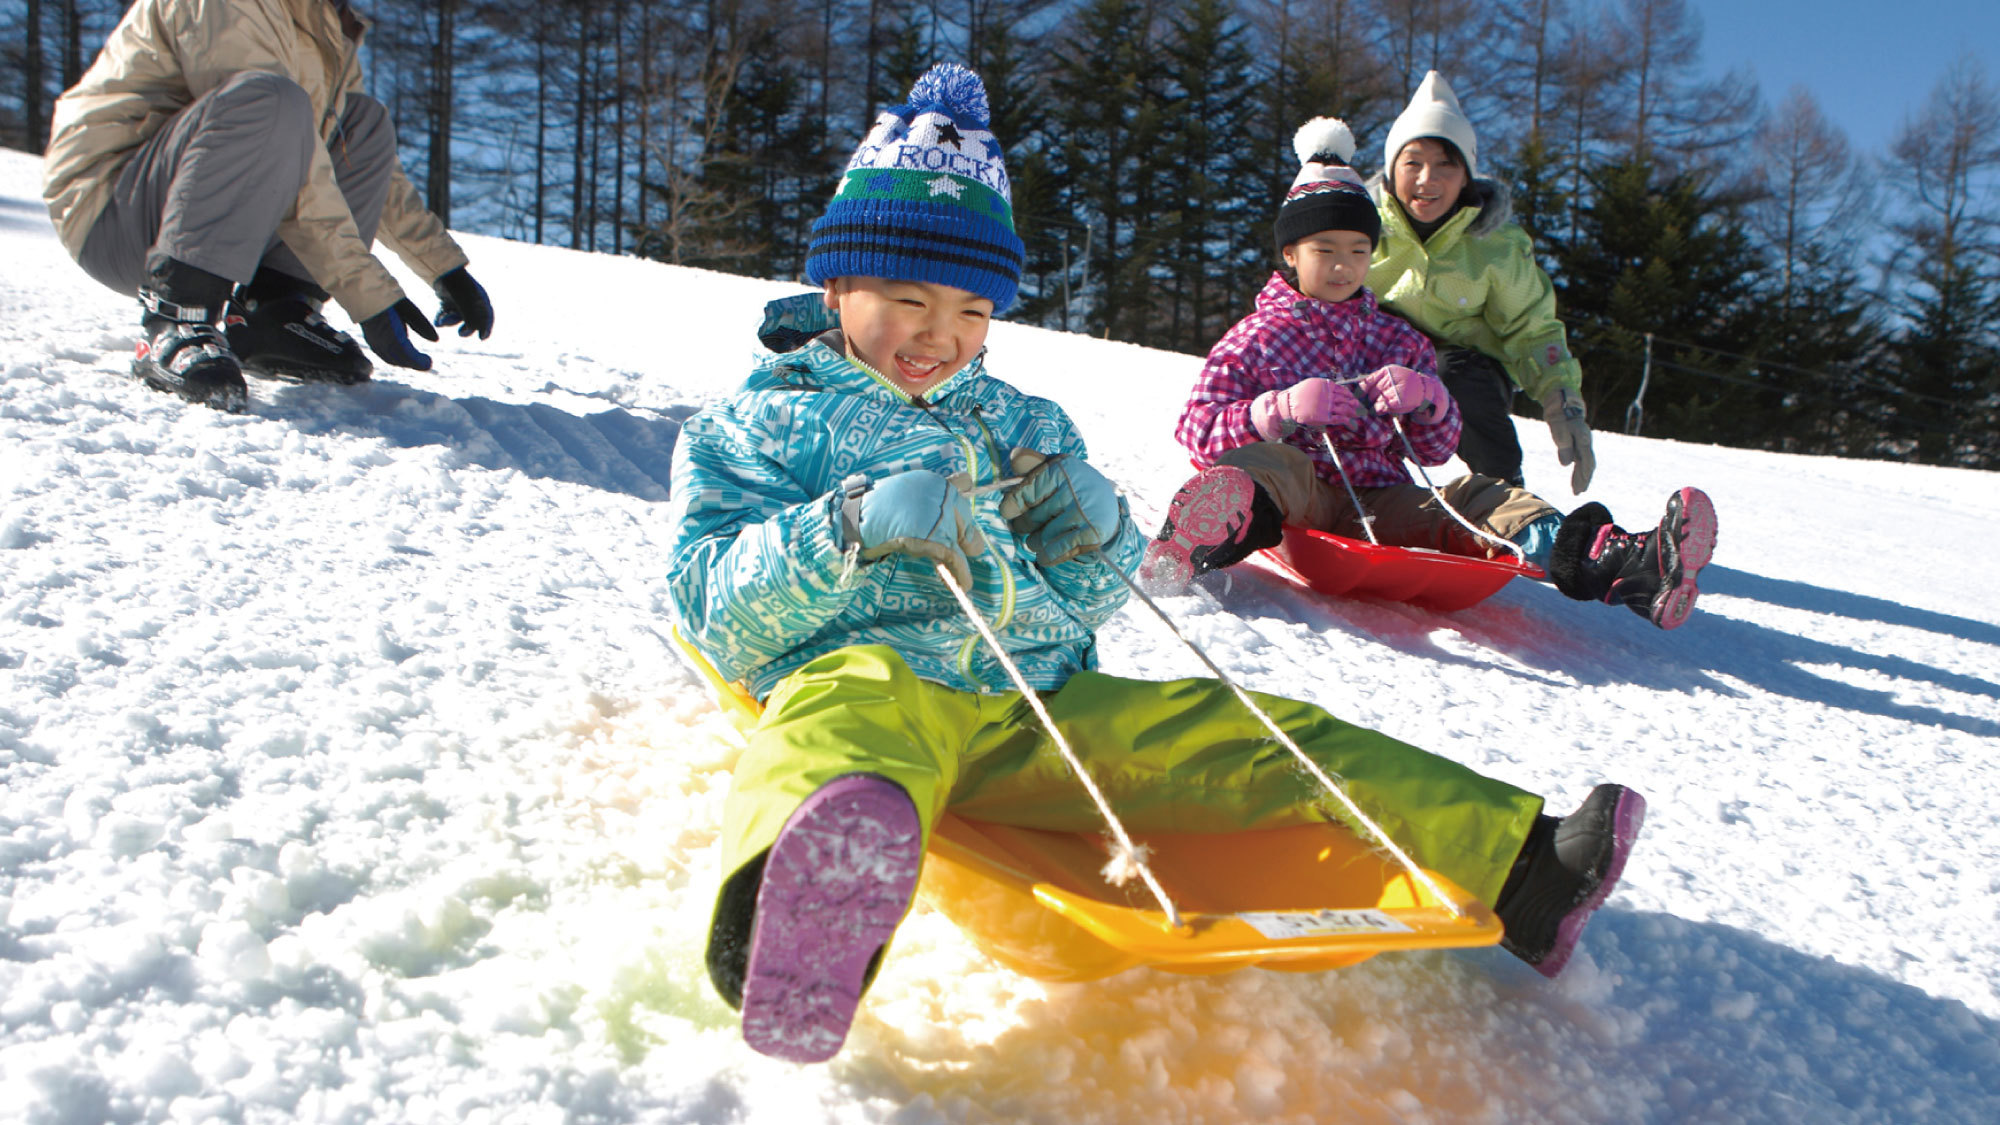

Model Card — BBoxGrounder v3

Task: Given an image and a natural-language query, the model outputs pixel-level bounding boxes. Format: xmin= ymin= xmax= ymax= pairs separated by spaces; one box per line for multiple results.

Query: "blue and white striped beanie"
xmin=804 ymin=63 xmax=1025 ymax=314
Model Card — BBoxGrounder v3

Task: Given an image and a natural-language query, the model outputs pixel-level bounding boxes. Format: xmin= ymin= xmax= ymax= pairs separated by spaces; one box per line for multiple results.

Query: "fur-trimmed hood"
xmin=1367 ymin=173 xmax=1514 ymax=240
xmin=1364 ymin=171 xmax=1582 ymax=402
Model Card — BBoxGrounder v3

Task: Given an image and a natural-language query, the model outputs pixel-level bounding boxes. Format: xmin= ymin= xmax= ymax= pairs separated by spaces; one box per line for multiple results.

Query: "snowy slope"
xmin=2 ymin=145 xmax=1997 ymax=1124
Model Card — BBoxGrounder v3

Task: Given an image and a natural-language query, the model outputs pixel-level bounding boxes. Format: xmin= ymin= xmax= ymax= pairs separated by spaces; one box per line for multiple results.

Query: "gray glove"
xmin=1541 ymin=388 xmax=1596 ymax=493
xmin=998 ymin=448 xmax=1124 ymax=566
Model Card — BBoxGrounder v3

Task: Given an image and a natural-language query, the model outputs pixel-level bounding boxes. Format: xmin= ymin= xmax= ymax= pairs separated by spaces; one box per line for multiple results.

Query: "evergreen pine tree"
xmin=1049 ymin=0 xmax=1164 ymax=340
xmin=1556 ymin=153 xmax=1770 ymax=446
xmin=1509 ymin=126 xmax=1569 ymax=269
xmin=1257 ymin=0 xmax=1396 ymax=182
xmin=973 ymin=14 xmax=1071 ymax=327
xmin=1154 ymin=0 xmax=1265 ymax=352
xmin=1884 ymin=59 xmax=2000 ymax=468
xmin=1742 ymin=88 xmax=1886 ymax=457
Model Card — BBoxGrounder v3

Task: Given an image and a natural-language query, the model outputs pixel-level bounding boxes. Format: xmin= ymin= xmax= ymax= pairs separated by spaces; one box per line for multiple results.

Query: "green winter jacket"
xmin=1367 ymin=180 xmax=1581 ymax=403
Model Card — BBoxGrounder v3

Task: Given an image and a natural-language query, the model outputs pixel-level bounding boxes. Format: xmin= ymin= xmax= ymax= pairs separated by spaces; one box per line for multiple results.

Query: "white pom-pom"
xmin=1293 ymin=117 xmax=1356 ymax=167
xmin=907 ymin=62 xmax=992 ymax=127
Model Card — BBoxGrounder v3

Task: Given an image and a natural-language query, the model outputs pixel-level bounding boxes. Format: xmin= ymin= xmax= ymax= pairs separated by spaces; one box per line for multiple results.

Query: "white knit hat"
xmin=1383 ymin=71 xmax=1478 ymax=180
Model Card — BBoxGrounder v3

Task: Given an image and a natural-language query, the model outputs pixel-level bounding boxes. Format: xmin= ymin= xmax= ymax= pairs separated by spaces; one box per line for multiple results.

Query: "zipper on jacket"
xmin=822 ymin=345 xmax=1024 ymax=691
xmin=919 ymin=402 xmax=1013 ymax=690
xmin=308 ymin=3 xmax=362 ymax=139
xmin=913 ymin=389 xmax=1022 ymax=691
xmin=965 ymin=406 xmax=1019 ymax=624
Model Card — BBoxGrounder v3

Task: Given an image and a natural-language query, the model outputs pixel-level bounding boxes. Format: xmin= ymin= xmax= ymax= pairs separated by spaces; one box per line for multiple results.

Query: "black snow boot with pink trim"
xmin=1138 ymin=464 xmax=1284 ymax=594
xmin=1495 ymin=783 xmax=1647 ymax=978
xmin=1548 ymin=488 xmax=1716 ymax=629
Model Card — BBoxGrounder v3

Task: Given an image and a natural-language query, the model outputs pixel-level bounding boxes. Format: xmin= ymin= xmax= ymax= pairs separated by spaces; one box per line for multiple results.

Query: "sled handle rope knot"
xmin=934 ymin=562 xmax=1187 ymax=931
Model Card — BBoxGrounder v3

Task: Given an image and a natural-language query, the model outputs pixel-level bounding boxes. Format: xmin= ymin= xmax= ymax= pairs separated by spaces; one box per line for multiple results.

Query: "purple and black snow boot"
xmin=132 ymin=259 xmax=247 ymax=413
xmin=1548 ymin=488 xmax=1716 ymax=629
xmin=1495 ymin=784 xmax=1646 ymax=978
xmin=725 ymin=774 xmax=923 ymax=1063
xmin=1138 ymin=464 xmax=1284 ymax=594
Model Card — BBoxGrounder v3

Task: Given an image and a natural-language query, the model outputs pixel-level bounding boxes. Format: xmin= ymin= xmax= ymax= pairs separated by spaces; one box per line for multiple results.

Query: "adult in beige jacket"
xmin=43 ymin=0 xmax=494 ymax=411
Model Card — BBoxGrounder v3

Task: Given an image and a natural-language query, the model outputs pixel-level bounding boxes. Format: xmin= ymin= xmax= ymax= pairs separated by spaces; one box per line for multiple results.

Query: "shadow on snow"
xmin=1207 ymin=558 xmax=2000 ymax=740
xmin=261 ymin=377 xmax=698 ymax=504
xmin=848 ymin=907 xmax=2000 ymax=1124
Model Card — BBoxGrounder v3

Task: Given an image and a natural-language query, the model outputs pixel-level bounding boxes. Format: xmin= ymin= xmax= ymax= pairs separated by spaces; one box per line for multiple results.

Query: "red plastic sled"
xmin=1257 ymin=524 xmax=1543 ymax=612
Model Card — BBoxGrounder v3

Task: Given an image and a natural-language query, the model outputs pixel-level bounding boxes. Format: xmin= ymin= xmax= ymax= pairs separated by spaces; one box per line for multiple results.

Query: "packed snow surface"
xmin=2 ymin=147 xmax=1997 ymax=1123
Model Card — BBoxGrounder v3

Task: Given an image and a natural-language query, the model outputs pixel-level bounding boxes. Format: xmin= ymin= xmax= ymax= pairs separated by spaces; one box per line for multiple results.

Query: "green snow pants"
xmin=721 ymin=645 xmax=1544 ymax=908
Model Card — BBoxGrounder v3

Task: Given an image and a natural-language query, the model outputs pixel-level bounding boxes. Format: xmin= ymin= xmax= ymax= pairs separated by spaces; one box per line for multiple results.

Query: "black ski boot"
xmin=225 ymin=268 xmax=372 ymax=384
xmin=133 ymin=259 xmax=247 ymax=412
xmin=1548 ymin=488 xmax=1716 ymax=629
xmin=1495 ymin=784 xmax=1647 ymax=978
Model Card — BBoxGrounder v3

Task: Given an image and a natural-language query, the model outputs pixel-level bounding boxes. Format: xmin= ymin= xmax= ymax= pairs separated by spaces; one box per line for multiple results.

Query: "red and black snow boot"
xmin=133 ymin=259 xmax=247 ymax=413
xmin=1548 ymin=488 xmax=1716 ymax=629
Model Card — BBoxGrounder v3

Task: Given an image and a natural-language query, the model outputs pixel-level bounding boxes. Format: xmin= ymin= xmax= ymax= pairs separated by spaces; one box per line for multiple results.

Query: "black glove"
xmin=432 ymin=267 xmax=494 ymax=339
xmin=361 ymin=298 xmax=439 ymax=371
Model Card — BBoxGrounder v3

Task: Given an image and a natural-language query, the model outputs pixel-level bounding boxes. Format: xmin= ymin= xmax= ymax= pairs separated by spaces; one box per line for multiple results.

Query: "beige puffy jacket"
xmin=42 ymin=0 xmax=466 ymax=323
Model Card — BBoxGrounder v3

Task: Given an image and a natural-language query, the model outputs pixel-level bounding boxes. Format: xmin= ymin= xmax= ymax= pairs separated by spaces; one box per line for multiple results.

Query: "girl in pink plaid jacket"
xmin=1142 ymin=117 xmax=1718 ymax=631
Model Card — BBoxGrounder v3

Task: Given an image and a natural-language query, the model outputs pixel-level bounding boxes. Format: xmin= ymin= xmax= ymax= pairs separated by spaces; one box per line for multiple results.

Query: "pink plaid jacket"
xmin=1175 ymin=273 xmax=1461 ymax=488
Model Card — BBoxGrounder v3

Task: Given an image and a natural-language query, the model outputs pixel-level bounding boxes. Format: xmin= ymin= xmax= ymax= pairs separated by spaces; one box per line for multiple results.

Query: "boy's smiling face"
xmin=824 ymin=277 xmax=994 ymax=396
xmin=1282 ymin=229 xmax=1374 ymax=304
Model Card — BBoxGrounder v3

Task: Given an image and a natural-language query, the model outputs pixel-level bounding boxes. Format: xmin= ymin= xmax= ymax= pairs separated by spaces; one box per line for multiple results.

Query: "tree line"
xmin=4 ymin=0 xmax=1997 ymax=468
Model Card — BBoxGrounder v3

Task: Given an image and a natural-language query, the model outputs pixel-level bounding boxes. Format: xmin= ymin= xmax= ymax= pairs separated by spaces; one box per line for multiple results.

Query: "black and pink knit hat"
xmin=1272 ymin=117 xmax=1381 ymax=254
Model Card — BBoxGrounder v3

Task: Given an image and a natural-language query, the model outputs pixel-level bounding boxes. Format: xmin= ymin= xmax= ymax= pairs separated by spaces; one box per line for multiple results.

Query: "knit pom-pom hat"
xmin=1272 ymin=116 xmax=1381 ymax=253
xmin=1384 ymin=70 xmax=1479 ymax=180
xmin=804 ymin=63 xmax=1025 ymax=313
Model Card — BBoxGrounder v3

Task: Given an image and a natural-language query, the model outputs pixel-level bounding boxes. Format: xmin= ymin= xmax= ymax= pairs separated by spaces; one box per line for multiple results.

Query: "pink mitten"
xmin=1359 ymin=364 xmax=1449 ymax=423
xmin=1250 ymin=377 xmax=1365 ymax=441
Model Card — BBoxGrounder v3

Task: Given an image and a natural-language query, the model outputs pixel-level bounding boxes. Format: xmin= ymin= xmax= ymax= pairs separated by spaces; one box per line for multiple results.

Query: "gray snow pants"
xmin=78 ymin=70 xmax=400 ymax=297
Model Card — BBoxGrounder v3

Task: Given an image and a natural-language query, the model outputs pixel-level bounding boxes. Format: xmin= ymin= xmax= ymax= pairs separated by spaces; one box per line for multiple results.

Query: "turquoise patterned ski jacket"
xmin=667 ymin=295 xmax=1146 ymax=701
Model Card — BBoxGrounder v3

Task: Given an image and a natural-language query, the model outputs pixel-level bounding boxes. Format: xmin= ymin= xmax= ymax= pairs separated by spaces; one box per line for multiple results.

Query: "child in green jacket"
xmin=667 ymin=64 xmax=1646 ymax=1064
xmin=1369 ymin=71 xmax=1591 ymax=494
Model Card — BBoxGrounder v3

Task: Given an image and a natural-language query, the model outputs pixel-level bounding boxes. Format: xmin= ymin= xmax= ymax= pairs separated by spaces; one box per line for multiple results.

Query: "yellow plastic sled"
xmin=676 ymin=630 xmax=1503 ymax=982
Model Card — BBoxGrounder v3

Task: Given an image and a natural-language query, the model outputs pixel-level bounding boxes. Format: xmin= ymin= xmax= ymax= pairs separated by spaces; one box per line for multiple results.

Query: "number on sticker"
xmin=1237 ymin=909 xmax=1414 ymax=940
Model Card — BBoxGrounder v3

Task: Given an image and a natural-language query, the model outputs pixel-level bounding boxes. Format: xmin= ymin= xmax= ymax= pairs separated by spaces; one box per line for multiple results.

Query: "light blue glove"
xmin=839 ymin=469 xmax=985 ymax=588
xmin=998 ymin=448 xmax=1123 ymax=565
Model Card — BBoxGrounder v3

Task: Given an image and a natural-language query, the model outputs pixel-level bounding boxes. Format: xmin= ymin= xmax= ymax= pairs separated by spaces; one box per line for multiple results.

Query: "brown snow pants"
xmin=1216 ymin=441 xmax=1558 ymax=558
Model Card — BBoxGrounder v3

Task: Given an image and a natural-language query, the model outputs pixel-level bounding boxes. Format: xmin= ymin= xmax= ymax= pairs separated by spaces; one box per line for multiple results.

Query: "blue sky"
xmin=1688 ymin=0 xmax=2000 ymax=158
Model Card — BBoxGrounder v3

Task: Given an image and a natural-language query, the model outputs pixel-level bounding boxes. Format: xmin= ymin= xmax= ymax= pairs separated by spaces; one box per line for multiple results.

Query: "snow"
xmin=2 ymin=144 xmax=1998 ymax=1123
